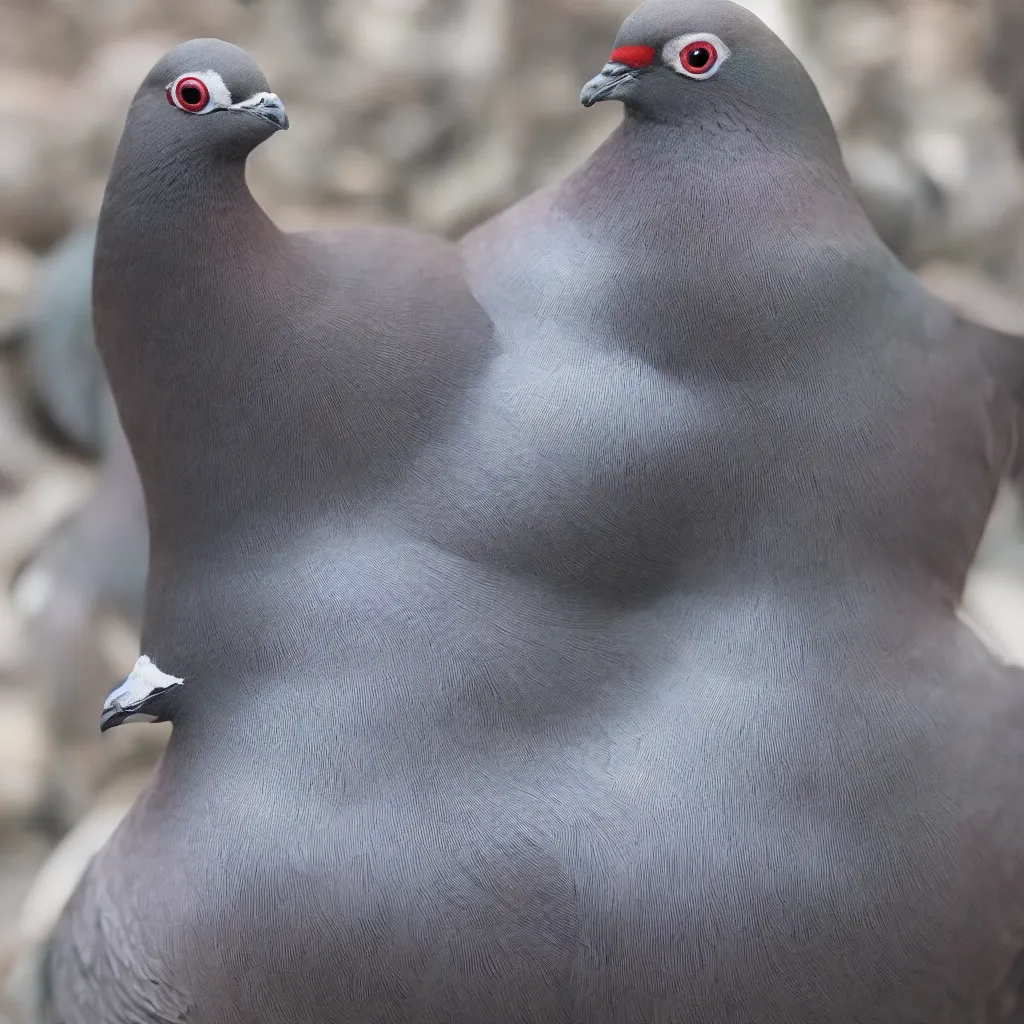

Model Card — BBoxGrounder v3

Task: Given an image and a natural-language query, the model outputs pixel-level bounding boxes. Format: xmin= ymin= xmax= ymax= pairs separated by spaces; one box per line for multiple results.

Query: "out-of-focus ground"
xmin=0 ymin=0 xmax=1023 ymax=1018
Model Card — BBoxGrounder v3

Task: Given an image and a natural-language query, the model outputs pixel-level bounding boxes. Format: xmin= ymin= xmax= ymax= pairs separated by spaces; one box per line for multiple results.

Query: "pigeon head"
xmin=581 ymin=0 xmax=829 ymax=140
xmin=132 ymin=39 xmax=288 ymax=159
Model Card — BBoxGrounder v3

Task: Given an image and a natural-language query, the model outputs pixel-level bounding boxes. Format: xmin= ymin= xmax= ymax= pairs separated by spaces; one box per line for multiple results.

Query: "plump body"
xmin=53 ymin=566 xmax=1024 ymax=1024
xmin=52 ymin=173 xmax=1024 ymax=1020
xmin=44 ymin=11 xmax=1024 ymax=1024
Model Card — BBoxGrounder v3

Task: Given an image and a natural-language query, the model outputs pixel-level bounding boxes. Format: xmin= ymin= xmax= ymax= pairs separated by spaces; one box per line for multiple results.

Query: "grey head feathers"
xmin=143 ymin=38 xmax=271 ymax=103
xmin=582 ymin=0 xmax=845 ymax=168
xmin=122 ymin=38 xmax=287 ymax=166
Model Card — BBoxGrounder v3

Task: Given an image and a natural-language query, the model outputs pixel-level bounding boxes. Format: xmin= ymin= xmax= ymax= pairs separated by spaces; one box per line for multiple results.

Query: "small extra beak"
xmin=99 ymin=703 xmax=154 ymax=732
xmin=100 ymin=682 xmax=161 ymax=732
xmin=581 ymin=63 xmax=638 ymax=107
xmin=99 ymin=656 xmax=184 ymax=732
xmin=230 ymin=91 xmax=290 ymax=131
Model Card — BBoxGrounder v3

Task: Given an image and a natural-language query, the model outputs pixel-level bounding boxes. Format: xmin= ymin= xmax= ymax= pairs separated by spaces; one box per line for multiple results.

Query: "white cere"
xmin=104 ymin=654 xmax=185 ymax=713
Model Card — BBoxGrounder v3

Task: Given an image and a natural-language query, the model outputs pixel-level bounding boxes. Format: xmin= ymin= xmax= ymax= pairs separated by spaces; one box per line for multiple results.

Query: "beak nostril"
xmin=581 ymin=63 xmax=638 ymax=108
xmin=229 ymin=91 xmax=290 ymax=130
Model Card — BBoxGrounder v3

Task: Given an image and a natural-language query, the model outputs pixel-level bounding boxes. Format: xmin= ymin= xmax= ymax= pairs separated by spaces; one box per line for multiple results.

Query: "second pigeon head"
xmin=581 ymin=0 xmax=830 ymax=144
xmin=132 ymin=38 xmax=288 ymax=158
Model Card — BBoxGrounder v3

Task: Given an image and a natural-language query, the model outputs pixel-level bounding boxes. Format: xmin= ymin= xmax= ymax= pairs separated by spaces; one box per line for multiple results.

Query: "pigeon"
xmin=41 ymin=36 xmax=494 ymax=1024
xmin=88 ymin=39 xmax=493 ymax=579
xmin=446 ymin=0 xmax=1024 ymax=1019
xmin=40 ymin=10 xmax=1024 ymax=1024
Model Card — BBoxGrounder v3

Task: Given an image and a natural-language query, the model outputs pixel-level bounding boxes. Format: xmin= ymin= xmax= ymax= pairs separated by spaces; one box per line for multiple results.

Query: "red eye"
xmin=680 ymin=39 xmax=719 ymax=76
xmin=170 ymin=76 xmax=210 ymax=112
xmin=609 ymin=45 xmax=657 ymax=69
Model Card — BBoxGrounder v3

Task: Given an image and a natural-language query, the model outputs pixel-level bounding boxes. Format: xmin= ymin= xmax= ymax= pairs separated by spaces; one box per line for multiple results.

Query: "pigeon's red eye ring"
xmin=663 ymin=32 xmax=730 ymax=79
xmin=679 ymin=39 xmax=719 ymax=76
xmin=170 ymin=76 xmax=210 ymax=112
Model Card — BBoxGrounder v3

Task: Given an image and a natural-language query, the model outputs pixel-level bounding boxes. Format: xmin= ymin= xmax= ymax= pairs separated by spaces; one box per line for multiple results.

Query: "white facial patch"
xmin=103 ymin=655 xmax=184 ymax=721
xmin=229 ymin=90 xmax=278 ymax=112
xmin=200 ymin=69 xmax=233 ymax=109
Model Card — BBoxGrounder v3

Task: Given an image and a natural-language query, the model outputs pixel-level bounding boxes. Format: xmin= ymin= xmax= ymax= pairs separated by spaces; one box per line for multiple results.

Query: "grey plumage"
xmin=43 ymin=8 xmax=1024 ymax=1024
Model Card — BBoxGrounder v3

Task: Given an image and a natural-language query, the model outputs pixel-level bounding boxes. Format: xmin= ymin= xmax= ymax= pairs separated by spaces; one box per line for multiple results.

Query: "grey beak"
xmin=250 ymin=93 xmax=289 ymax=130
xmin=100 ymin=700 xmax=158 ymax=732
xmin=231 ymin=92 xmax=290 ymax=131
xmin=100 ymin=685 xmax=166 ymax=732
xmin=99 ymin=655 xmax=184 ymax=732
xmin=581 ymin=63 xmax=637 ymax=107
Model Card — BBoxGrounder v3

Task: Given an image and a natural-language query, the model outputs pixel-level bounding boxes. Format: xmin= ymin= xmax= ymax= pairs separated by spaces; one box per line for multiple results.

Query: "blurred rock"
xmin=919 ymin=259 xmax=1024 ymax=334
xmin=984 ymin=0 xmax=1024 ymax=156
xmin=13 ymin=418 xmax=150 ymax=832
xmin=50 ymin=38 xmax=177 ymax=226
xmin=4 ymin=204 xmax=150 ymax=829
xmin=0 ymin=67 xmax=73 ymax=252
xmin=24 ymin=225 xmax=106 ymax=457
xmin=0 ymin=454 xmax=93 ymax=679
xmin=15 ymin=771 xmax=150 ymax=950
xmin=0 ymin=694 xmax=48 ymax=825
xmin=844 ymin=139 xmax=944 ymax=262
xmin=0 ymin=830 xmax=50 ymax=1020
xmin=960 ymin=483 xmax=1024 ymax=669
xmin=409 ymin=122 xmax=521 ymax=232
xmin=0 ymin=243 xmax=37 ymax=348
xmin=917 ymin=262 xmax=1024 ymax=668
xmin=0 ymin=366 xmax=49 ymax=495
xmin=800 ymin=0 xmax=1024 ymax=281
xmin=6 ymin=771 xmax=153 ymax=1024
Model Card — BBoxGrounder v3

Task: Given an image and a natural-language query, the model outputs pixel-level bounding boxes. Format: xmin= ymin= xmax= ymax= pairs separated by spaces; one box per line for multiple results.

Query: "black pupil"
xmin=181 ymin=85 xmax=203 ymax=106
xmin=686 ymin=46 xmax=711 ymax=68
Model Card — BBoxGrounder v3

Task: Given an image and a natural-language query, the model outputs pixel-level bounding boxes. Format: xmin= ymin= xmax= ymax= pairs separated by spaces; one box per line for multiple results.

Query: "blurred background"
xmin=1 ymin=0 xmax=1024 ymax=1018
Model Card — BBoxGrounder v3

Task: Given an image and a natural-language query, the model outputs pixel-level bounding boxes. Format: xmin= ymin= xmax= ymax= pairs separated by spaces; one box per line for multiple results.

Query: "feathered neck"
xmin=556 ymin=110 xmax=866 ymax=246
